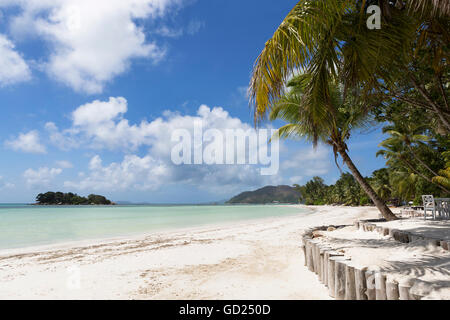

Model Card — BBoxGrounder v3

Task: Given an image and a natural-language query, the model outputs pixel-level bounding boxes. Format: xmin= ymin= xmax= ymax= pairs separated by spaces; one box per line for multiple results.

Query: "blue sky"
xmin=0 ymin=0 xmax=387 ymax=203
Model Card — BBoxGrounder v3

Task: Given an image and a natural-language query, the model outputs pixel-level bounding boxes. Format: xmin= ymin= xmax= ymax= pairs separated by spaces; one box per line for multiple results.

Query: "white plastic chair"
xmin=435 ymin=198 xmax=450 ymax=220
xmin=422 ymin=195 xmax=435 ymax=220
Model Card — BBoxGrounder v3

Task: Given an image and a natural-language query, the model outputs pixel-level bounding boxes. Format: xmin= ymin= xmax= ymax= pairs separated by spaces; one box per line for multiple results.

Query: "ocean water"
xmin=0 ymin=204 xmax=308 ymax=250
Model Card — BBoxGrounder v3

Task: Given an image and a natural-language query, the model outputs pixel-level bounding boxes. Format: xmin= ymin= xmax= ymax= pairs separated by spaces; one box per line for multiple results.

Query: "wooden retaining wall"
xmin=301 ymin=221 xmax=450 ymax=300
xmin=356 ymin=219 xmax=450 ymax=250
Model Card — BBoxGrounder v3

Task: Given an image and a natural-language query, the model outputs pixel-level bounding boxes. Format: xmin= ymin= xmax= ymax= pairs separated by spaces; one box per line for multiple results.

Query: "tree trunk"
xmin=338 ymin=148 xmax=398 ymax=221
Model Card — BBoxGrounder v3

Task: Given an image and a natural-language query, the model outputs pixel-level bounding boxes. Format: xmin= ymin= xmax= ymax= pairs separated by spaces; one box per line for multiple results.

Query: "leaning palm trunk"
xmin=338 ymin=147 xmax=398 ymax=221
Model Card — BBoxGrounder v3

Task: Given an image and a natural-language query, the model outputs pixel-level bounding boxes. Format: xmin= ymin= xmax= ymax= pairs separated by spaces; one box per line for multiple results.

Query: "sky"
xmin=0 ymin=0 xmax=388 ymax=203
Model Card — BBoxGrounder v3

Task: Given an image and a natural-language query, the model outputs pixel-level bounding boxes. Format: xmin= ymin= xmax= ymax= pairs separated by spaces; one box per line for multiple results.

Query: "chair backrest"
xmin=422 ymin=195 xmax=435 ymax=208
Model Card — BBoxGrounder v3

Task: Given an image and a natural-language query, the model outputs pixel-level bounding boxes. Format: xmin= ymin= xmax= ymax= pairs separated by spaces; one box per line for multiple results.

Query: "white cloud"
xmin=58 ymin=98 xmax=277 ymax=193
xmin=5 ymin=130 xmax=46 ymax=154
xmin=186 ymin=20 xmax=205 ymax=35
xmin=64 ymin=154 xmax=170 ymax=191
xmin=1 ymin=0 xmax=184 ymax=93
xmin=0 ymin=33 xmax=31 ymax=86
xmin=45 ymin=122 xmax=80 ymax=151
xmin=55 ymin=160 xmax=73 ymax=169
xmin=154 ymin=19 xmax=204 ymax=38
xmin=23 ymin=167 xmax=62 ymax=188
xmin=0 ymin=176 xmax=15 ymax=190
xmin=47 ymin=97 xmax=262 ymax=154
xmin=282 ymin=146 xmax=331 ymax=177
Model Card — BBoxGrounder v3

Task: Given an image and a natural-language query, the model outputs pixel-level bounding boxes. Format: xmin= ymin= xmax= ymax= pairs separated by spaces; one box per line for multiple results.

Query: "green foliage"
xmin=295 ymin=173 xmax=369 ymax=206
xmin=36 ymin=192 xmax=113 ymax=205
xmin=432 ymin=151 xmax=450 ymax=189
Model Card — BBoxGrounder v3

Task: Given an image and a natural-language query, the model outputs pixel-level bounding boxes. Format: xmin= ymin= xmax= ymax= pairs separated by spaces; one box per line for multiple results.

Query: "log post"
xmin=306 ymin=240 xmax=314 ymax=272
xmin=354 ymin=265 xmax=368 ymax=300
xmin=375 ymin=272 xmax=387 ymax=300
xmin=319 ymin=246 xmax=331 ymax=284
xmin=328 ymin=255 xmax=346 ymax=298
xmin=301 ymin=244 xmax=307 ymax=266
xmin=386 ymin=276 xmax=400 ymax=300
xmin=365 ymin=270 xmax=376 ymax=300
xmin=312 ymin=241 xmax=320 ymax=275
xmin=315 ymin=243 xmax=322 ymax=278
xmin=398 ymin=278 xmax=414 ymax=300
xmin=325 ymin=251 xmax=344 ymax=290
xmin=334 ymin=257 xmax=350 ymax=300
xmin=344 ymin=263 xmax=356 ymax=300
xmin=382 ymin=227 xmax=390 ymax=236
xmin=440 ymin=241 xmax=448 ymax=251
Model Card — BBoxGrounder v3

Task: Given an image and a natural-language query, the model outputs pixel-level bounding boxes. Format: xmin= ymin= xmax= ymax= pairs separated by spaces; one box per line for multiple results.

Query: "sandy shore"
xmin=0 ymin=205 xmax=380 ymax=299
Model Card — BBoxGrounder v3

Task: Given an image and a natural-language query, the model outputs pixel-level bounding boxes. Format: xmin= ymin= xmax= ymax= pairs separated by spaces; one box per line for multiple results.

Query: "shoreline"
xmin=0 ymin=205 xmax=314 ymax=256
xmin=0 ymin=205 xmax=380 ymax=299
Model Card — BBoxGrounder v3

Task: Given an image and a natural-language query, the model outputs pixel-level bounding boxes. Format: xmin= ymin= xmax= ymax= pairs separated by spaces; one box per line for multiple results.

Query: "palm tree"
xmin=390 ymin=170 xmax=419 ymax=203
xmin=377 ymin=138 xmax=450 ymax=193
xmin=382 ymin=125 xmax=440 ymax=177
xmin=432 ymin=151 xmax=450 ymax=189
xmin=270 ymin=74 xmax=398 ymax=220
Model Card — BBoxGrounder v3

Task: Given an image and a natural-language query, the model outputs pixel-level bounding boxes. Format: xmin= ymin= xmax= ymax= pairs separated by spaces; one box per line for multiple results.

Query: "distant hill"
xmin=227 ymin=185 xmax=300 ymax=204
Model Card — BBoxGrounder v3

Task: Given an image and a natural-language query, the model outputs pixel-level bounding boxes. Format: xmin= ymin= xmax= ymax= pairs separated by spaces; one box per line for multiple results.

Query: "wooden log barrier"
xmin=301 ymin=223 xmax=446 ymax=300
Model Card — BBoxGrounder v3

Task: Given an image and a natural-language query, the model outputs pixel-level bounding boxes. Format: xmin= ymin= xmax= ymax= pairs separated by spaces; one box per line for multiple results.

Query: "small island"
xmin=35 ymin=192 xmax=115 ymax=205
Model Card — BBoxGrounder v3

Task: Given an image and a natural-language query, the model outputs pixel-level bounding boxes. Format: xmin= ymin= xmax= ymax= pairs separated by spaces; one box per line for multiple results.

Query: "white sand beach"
xmin=0 ymin=205 xmax=448 ymax=300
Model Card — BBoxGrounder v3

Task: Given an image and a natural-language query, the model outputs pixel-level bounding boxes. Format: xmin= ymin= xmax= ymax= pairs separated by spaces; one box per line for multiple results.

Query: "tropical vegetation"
xmin=35 ymin=192 xmax=113 ymax=205
xmin=249 ymin=0 xmax=449 ymax=220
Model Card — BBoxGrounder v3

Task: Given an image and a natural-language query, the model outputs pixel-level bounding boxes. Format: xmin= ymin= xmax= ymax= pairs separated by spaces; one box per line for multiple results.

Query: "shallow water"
xmin=0 ymin=204 xmax=308 ymax=249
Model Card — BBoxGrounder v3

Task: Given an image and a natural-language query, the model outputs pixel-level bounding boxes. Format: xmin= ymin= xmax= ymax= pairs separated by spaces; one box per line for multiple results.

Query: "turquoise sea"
xmin=0 ymin=204 xmax=308 ymax=250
